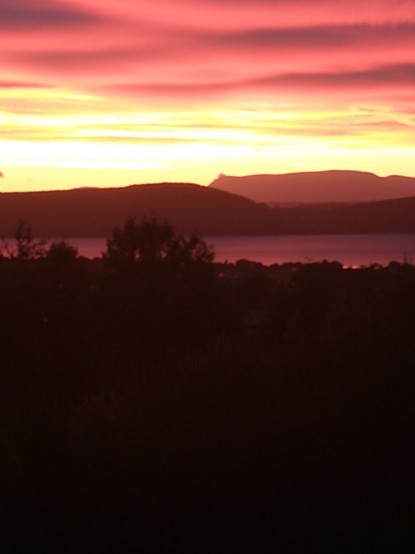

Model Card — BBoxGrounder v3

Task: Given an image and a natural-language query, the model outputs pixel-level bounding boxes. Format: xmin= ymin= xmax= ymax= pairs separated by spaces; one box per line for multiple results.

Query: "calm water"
xmin=69 ymin=235 xmax=415 ymax=267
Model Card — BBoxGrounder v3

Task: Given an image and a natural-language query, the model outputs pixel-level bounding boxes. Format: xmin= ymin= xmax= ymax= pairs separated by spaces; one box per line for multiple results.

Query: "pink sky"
xmin=1 ymin=0 xmax=415 ymax=191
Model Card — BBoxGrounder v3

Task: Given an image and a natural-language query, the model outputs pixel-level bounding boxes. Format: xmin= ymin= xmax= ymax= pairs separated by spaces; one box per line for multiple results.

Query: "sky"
xmin=1 ymin=0 xmax=415 ymax=192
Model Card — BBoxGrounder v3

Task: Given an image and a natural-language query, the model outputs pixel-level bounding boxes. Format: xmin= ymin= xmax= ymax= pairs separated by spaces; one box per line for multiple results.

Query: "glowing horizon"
xmin=1 ymin=0 xmax=415 ymax=192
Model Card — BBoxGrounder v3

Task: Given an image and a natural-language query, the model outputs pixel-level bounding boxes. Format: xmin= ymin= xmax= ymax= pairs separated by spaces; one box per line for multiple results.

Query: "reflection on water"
xmin=70 ymin=235 xmax=415 ymax=267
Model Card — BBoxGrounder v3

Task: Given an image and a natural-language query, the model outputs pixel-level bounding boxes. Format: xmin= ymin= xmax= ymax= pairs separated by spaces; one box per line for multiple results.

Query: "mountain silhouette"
xmin=0 ymin=183 xmax=275 ymax=238
xmin=2 ymin=180 xmax=415 ymax=238
xmin=210 ymin=170 xmax=415 ymax=204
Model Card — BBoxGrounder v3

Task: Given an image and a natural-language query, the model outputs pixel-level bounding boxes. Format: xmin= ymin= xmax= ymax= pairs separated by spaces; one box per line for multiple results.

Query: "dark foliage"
xmin=0 ymin=220 xmax=47 ymax=260
xmin=45 ymin=240 xmax=79 ymax=262
xmin=1 ymin=227 xmax=414 ymax=551
xmin=104 ymin=216 xmax=214 ymax=268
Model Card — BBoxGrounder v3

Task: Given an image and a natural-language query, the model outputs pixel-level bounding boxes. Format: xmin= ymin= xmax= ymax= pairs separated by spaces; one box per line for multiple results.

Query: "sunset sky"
xmin=1 ymin=0 xmax=415 ymax=192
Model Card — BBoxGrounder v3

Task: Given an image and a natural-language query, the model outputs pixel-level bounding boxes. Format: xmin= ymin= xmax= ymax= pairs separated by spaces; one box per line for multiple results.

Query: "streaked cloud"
xmin=102 ymin=62 xmax=415 ymax=105
xmin=0 ymin=0 xmax=102 ymax=30
xmin=0 ymin=81 xmax=51 ymax=89
xmin=1 ymin=0 xmax=415 ymax=190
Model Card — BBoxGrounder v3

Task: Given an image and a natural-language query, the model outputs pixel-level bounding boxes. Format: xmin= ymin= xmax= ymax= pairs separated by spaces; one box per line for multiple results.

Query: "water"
xmin=68 ymin=234 xmax=415 ymax=267
xmin=207 ymin=235 xmax=415 ymax=266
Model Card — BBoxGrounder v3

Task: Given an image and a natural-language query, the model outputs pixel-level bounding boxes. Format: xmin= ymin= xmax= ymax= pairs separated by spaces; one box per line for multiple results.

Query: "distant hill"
xmin=210 ymin=170 xmax=415 ymax=204
xmin=278 ymin=196 xmax=415 ymax=234
xmin=2 ymin=181 xmax=415 ymax=239
xmin=0 ymin=182 xmax=276 ymax=238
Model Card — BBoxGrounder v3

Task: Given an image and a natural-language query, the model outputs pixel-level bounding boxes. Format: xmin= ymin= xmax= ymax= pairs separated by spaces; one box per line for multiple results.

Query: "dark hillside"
xmin=3 ymin=182 xmax=415 ymax=237
xmin=280 ymin=196 xmax=415 ymax=233
xmin=0 ymin=183 xmax=275 ymax=238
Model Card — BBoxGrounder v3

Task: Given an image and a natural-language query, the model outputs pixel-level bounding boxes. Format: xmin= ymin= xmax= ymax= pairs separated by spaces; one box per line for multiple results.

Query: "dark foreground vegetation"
xmin=1 ymin=220 xmax=414 ymax=551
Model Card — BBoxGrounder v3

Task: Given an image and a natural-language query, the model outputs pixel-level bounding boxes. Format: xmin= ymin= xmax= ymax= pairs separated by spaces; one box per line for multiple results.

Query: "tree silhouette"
xmin=167 ymin=232 xmax=214 ymax=267
xmin=104 ymin=217 xmax=214 ymax=269
xmin=45 ymin=240 xmax=78 ymax=262
xmin=105 ymin=217 xmax=174 ymax=266
xmin=1 ymin=220 xmax=46 ymax=260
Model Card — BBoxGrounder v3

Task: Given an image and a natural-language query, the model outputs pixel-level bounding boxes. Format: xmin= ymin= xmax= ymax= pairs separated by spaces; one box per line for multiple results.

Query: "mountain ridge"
xmin=210 ymin=170 xmax=415 ymax=204
xmin=0 ymin=182 xmax=275 ymax=238
xmin=2 ymin=179 xmax=415 ymax=238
